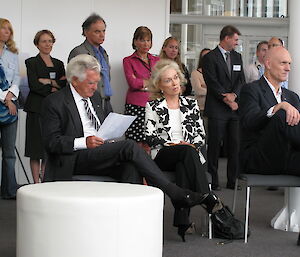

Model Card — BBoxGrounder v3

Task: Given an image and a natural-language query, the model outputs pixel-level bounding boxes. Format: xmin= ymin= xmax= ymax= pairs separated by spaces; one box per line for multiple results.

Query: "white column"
xmin=288 ymin=0 xmax=300 ymax=95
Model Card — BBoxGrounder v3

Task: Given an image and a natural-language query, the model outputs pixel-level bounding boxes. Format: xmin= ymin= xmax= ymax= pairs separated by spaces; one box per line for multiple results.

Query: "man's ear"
xmin=72 ymin=76 xmax=79 ymax=86
xmin=264 ymin=59 xmax=270 ymax=70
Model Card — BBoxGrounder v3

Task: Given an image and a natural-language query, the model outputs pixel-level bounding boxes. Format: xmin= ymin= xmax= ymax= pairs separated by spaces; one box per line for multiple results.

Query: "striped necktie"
xmin=82 ymin=98 xmax=100 ymax=131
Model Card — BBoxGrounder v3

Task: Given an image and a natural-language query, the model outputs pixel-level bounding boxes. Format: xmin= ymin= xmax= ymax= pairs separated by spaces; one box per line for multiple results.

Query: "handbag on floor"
xmin=212 ymin=206 xmax=249 ymax=240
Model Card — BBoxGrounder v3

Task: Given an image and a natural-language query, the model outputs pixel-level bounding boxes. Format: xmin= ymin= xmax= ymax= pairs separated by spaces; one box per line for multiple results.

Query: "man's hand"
xmin=222 ymin=93 xmax=237 ymax=103
xmin=273 ymin=102 xmax=300 ymax=126
xmin=223 ymin=94 xmax=238 ymax=110
xmin=168 ymin=141 xmax=196 ymax=148
xmin=86 ymin=136 xmax=104 ymax=149
xmin=228 ymin=101 xmax=238 ymax=111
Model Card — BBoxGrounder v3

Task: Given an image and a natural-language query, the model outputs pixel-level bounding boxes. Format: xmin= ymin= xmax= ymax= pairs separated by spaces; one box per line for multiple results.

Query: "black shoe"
xmin=297 ymin=233 xmax=300 ymax=246
xmin=174 ymin=190 xmax=206 ymax=209
xmin=200 ymin=192 xmax=223 ymax=214
xmin=177 ymin=223 xmax=194 ymax=242
xmin=226 ymin=183 xmax=241 ymax=190
xmin=212 ymin=184 xmax=221 ymax=191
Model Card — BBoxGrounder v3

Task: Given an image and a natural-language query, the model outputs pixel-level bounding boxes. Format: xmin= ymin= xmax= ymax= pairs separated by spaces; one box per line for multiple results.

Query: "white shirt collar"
xmin=218 ymin=45 xmax=229 ymax=61
xmin=70 ymin=84 xmax=85 ymax=103
xmin=263 ymin=76 xmax=282 ymax=103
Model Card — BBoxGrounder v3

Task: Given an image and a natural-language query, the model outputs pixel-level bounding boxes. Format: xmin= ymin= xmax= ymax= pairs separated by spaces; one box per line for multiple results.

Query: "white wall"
xmin=1 ymin=0 xmax=170 ymax=183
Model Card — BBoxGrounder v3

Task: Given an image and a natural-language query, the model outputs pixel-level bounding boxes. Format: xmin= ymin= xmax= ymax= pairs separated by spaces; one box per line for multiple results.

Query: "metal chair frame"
xmin=232 ymin=173 xmax=300 ymax=243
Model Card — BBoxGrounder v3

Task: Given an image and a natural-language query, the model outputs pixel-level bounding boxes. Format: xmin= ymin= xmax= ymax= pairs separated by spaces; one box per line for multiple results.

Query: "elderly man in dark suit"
xmin=40 ymin=54 xmax=230 ymax=219
xmin=202 ymin=25 xmax=245 ymax=190
xmin=239 ymin=46 xmax=300 ymax=175
xmin=68 ymin=13 xmax=112 ymax=116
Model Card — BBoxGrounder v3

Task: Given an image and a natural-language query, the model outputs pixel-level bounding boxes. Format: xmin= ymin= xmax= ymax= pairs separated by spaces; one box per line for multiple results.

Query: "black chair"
xmin=232 ymin=173 xmax=300 ymax=243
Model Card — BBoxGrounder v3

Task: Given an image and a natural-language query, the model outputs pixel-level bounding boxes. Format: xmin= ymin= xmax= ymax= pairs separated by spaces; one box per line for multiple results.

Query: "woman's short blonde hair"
xmin=0 ymin=18 xmax=18 ymax=54
xmin=148 ymin=59 xmax=186 ymax=100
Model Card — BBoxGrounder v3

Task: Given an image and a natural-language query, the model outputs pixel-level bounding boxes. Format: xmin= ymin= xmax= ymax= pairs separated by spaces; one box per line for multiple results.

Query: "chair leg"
xmin=208 ymin=183 xmax=212 ymax=239
xmin=232 ymin=178 xmax=239 ymax=214
xmin=244 ymin=186 xmax=251 ymax=243
xmin=208 ymin=213 xmax=212 ymax=239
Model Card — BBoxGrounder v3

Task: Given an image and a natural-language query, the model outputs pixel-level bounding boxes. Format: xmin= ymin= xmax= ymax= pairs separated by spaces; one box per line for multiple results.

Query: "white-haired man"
xmin=41 ymin=54 xmax=235 ymax=224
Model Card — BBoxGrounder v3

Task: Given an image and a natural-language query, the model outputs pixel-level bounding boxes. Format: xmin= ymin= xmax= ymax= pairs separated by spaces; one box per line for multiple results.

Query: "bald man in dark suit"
xmin=239 ymin=46 xmax=300 ymax=175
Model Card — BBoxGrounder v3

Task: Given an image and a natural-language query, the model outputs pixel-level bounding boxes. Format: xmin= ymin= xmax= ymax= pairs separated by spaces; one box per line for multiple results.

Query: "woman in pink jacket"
xmin=123 ymin=26 xmax=159 ymax=149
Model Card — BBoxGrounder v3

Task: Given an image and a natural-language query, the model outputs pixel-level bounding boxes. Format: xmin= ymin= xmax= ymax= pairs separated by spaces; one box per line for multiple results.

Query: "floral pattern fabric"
xmin=145 ymin=96 xmax=206 ymax=161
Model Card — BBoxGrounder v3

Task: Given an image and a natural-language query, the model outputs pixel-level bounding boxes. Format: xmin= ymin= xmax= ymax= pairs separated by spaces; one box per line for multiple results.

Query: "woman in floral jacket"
xmin=145 ymin=59 xmax=224 ymax=241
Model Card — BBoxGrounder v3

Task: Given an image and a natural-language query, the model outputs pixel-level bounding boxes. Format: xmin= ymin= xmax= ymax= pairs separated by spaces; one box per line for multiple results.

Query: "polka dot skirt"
xmin=124 ymin=104 xmax=146 ymax=142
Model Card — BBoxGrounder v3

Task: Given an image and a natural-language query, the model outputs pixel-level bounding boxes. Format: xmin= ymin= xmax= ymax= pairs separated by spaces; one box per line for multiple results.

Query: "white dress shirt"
xmin=218 ymin=45 xmax=229 ymax=62
xmin=264 ymin=76 xmax=282 ymax=117
xmin=70 ymin=85 xmax=101 ymax=150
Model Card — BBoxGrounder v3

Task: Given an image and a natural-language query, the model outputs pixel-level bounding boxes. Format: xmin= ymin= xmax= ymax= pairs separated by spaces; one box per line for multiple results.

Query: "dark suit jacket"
xmin=68 ymin=39 xmax=110 ymax=97
xmin=202 ymin=46 xmax=245 ymax=119
xmin=41 ymin=85 xmax=106 ymax=181
xmin=239 ymin=76 xmax=300 ymax=170
xmin=24 ymin=54 xmax=66 ymax=113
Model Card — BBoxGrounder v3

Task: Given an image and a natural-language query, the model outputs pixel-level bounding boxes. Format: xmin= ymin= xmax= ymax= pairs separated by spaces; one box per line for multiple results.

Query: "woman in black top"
xmin=24 ymin=30 xmax=66 ymax=183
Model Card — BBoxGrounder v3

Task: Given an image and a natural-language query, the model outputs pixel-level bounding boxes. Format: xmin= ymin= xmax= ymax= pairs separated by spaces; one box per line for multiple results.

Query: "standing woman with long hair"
xmin=191 ymin=48 xmax=211 ymax=132
xmin=123 ymin=26 xmax=159 ymax=150
xmin=159 ymin=37 xmax=192 ymax=96
xmin=0 ymin=18 xmax=20 ymax=199
xmin=24 ymin=30 xmax=66 ymax=183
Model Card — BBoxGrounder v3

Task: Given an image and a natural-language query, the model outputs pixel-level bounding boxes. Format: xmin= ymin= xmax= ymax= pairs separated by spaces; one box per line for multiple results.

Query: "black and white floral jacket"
xmin=145 ymin=96 xmax=206 ymax=162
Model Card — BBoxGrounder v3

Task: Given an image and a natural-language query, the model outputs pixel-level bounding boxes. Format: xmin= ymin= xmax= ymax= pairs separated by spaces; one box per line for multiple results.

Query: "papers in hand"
xmin=96 ymin=113 xmax=136 ymax=141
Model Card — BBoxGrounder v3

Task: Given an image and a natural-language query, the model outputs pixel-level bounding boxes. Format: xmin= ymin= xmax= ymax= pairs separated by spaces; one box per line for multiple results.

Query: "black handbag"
xmin=212 ymin=206 xmax=249 ymax=240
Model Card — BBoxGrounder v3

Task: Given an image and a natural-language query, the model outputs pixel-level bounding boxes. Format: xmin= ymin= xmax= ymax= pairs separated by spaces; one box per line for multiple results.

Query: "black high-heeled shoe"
xmin=174 ymin=190 xmax=207 ymax=209
xmin=178 ymin=223 xmax=194 ymax=242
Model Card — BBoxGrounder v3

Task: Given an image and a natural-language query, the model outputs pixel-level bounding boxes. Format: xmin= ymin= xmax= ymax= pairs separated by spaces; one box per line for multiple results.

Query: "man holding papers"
xmin=41 ymin=54 xmax=223 ymax=210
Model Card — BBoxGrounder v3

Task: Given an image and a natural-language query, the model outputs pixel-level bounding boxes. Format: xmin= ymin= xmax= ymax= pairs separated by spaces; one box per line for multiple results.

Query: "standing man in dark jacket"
xmin=202 ymin=25 xmax=245 ymax=190
xmin=68 ymin=13 xmax=113 ymax=116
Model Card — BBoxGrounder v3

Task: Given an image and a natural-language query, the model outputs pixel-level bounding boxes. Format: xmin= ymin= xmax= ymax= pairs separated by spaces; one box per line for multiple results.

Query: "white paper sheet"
xmin=96 ymin=113 xmax=136 ymax=141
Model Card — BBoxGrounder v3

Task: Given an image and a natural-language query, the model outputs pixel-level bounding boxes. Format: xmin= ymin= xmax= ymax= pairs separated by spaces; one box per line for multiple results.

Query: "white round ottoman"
xmin=17 ymin=182 xmax=164 ymax=257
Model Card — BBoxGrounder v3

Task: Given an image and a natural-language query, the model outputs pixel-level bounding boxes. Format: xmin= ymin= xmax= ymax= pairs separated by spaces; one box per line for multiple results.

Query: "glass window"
xmin=171 ymin=0 xmax=288 ymax=17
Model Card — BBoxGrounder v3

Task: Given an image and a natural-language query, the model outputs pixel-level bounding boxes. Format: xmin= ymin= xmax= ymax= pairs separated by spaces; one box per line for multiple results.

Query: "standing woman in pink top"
xmin=123 ymin=26 xmax=159 ymax=149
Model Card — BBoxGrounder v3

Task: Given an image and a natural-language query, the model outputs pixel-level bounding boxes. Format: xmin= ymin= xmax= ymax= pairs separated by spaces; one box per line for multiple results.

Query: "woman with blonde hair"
xmin=159 ymin=37 xmax=192 ymax=96
xmin=145 ymin=59 xmax=241 ymax=241
xmin=0 ymin=18 xmax=20 ymax=199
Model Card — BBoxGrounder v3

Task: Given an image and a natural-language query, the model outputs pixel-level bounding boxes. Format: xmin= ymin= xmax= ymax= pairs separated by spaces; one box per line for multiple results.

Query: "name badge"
xmin=49 ymin=72 xmax=56 ymax=79
xmin=233 ymin=65 xmax=241 ymax=71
